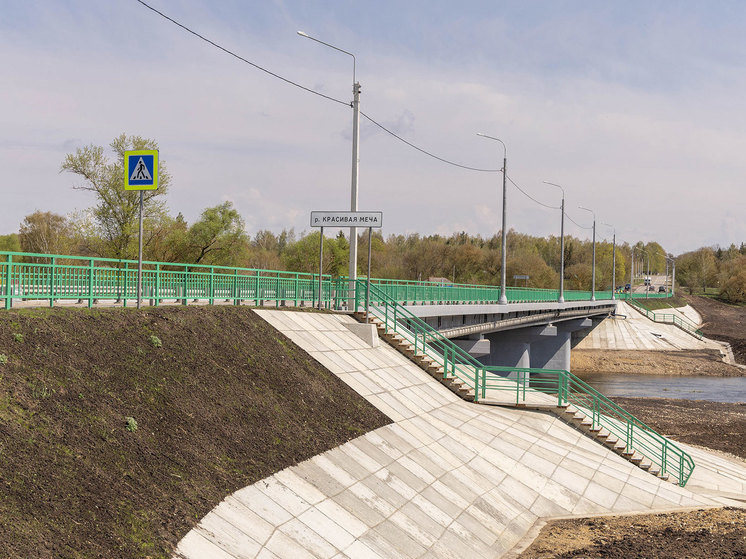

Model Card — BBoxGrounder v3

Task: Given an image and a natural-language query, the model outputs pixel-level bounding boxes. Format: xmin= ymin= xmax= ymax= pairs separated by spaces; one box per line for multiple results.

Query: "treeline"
xmin=676 ymin=244 xmax=746 ymax=303
xmin=1 ymin=134 xmax=743 ymax=301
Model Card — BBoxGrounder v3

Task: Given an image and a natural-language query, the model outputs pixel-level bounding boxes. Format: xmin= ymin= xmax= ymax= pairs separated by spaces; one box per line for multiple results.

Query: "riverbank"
xmin=521 ymin=298 xmax=746 ymax=557
xmin=519 ymin=396 xmax=746 ymax=558
xmin=572 ymin=348 xmax=746 ymax=377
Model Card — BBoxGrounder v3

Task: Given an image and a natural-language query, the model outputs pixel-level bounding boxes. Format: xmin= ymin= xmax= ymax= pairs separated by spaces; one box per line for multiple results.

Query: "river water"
xmin=573 ymin=372 xmax=746 ymax=403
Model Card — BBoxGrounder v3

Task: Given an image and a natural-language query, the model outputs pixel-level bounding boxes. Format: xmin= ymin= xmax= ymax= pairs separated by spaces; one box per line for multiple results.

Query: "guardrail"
xmin=359 ymin=280 xmax=694 ymax=486
xmin=623 ymin=296 xmax=703 ymax=339
xmin=2 ymin=250 xmax=674 ymax=309
xmin=1 ymin=251 xmax=336 ymax=310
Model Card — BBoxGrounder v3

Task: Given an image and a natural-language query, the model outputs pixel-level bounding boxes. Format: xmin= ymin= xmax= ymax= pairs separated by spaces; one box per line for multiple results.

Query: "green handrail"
xmin=0 ymin=251 xmax=335 ymax=308
xmin=1 ymin=250 xmax=639 ymax=308
xmin=623 ymin=296 xmax=703 ymax=339
xmin=358 ymin=280 xmax=694 ymax=486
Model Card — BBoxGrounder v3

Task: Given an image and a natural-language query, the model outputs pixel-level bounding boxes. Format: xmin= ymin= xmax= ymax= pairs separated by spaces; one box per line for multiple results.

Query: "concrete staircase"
xmin=358 ymin=313 xmax=673 ymax=485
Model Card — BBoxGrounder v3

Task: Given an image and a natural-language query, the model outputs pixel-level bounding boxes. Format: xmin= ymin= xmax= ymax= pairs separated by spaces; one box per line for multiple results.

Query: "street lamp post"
xmin=477 ymin=133 xmax=508 ymax=305
xmin=639 ymin=248 xmax=650 ymax=299
xmin=543 ymin=181 xmax=566 ymax=303
xmin=604 ymin=223 xmax=616 ymax=300
xmin=579 ymin=206 xmax=596 ymax=301
xmin=298 ymin=31 xmax=361 ymax=308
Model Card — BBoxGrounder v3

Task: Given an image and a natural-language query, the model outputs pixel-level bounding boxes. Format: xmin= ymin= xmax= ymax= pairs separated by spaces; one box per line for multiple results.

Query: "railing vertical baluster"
xmin=155 ymin=263 xmax=161 ymax=306
xmin=4 ymin=254 xmax=12 ymax=310
xmin=49 ymin=257 xmax=55 ymax=308
xmin=88 ymin=258 xmax=94 ymax=308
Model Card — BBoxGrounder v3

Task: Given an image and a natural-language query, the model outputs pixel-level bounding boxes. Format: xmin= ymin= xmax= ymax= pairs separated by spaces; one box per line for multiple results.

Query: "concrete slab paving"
xmin=575 ymin=301 xmax=724 ymax=352
xmin=174 ymin=310 xmax=746 ymax=559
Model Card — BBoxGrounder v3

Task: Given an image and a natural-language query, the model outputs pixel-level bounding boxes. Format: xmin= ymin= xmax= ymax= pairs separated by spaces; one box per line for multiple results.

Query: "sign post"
xmin=124 ymin=150 xmax=159 ymax=309
xmin=310 ymin=211 xmax=383 ymax=318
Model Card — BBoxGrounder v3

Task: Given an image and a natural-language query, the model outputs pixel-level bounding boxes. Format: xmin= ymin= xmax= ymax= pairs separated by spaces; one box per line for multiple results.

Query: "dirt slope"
xmin=683 ymin=294 xmax=746 ymax=364
xmin=0 ymin=307 xmax=390 ymax=559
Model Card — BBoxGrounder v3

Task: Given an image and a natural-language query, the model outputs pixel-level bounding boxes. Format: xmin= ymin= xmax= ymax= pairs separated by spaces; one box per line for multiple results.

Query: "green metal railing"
xmin=623 ymin=296 xmax=703 ymax=339
xmin=2 ymin=250 xmax=649 ymax=309
xmin=358 ymin=280 xmax=694 ymax=486
xmin=1 ymin=251 xmax=336 ymax=310
xmin=2 ymin=251 xmax=679 ymax=311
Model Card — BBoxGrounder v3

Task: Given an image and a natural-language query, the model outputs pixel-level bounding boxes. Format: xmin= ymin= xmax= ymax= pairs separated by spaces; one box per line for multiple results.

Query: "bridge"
xmin=1 ymin=250 xmax=671 ymax=373
xmin=0 ymin=249 xmax=701 ymax=487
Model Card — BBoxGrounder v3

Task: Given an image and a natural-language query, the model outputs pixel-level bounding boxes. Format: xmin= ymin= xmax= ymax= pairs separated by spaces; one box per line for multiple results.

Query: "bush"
xmin=719 ymin=270 xmax=746 ymax=304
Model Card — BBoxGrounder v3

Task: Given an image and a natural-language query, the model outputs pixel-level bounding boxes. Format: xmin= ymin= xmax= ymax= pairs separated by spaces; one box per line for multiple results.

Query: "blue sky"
xmin=2 ymin=0 xmax=745 ymax=254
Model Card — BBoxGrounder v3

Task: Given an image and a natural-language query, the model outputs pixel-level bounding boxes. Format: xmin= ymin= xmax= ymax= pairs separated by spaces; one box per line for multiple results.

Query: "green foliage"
xmin=125 ymin=417 xmax=138 ymax=432
xmin=0 ymin=233 xmax=21 ymax=252
xmin=182 ymin=201 xmax=248 ymax=265
xmin=149 ymin=335 xmax=162 ymax=348
xmin=0 ymin=354 xmax=7 ymax=365
xmin=13 ymin=333 xmax=23 ymax=343
xmin=19 ymin=211 xmax=74 ymax=256
xmin=60 ymin=134 xmax=171 ymax=260
xmin=720 ymin=270 xmax=746 ymax=304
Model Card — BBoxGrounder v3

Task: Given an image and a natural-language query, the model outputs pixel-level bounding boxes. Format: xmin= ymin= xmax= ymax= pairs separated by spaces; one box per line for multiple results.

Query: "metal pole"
xmin=366 ymin=227 xmax=372 ymax=322
xmin=318 ymin=227 xmax=324 ymax=310
xmin=672 ymin=260 xmax=676 ymax=296
xmin=296 ymin=31 xmax=360 ymax=310
xmin=137 ymin=190 xmax=144 ymax=309
xmin=500 ymin=153 xmax=508 ymax=305
xmin=559 ymin=196 xmax=565 ymax=303
xmin=349 ymin=81 xmax=361 ymax=308
xmin=591 ymin=218 xmax=596 ymax=301
xmin=611 ymin=232 xmax=616 ymax=300
xmin=477 ymin=134 xmax=508 ymax=305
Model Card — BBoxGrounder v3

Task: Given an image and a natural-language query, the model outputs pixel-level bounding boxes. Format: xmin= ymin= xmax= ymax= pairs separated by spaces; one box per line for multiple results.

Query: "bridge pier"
xmin=529 ymin=318 xmax=591 ymax=371
xmin=477 ymin=318 xmax=592 ymax=373
xmin=484 ymin=325 xmax=557 ymax=371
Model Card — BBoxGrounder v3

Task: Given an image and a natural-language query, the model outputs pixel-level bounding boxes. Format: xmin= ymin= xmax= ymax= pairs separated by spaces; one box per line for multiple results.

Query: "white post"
xmin=349 ymin=81 xmax=361 ymax=308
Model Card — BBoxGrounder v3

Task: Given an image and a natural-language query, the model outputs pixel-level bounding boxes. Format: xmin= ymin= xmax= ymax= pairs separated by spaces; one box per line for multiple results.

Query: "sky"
xmin=2 ymin=0 xmax=745 ymax=255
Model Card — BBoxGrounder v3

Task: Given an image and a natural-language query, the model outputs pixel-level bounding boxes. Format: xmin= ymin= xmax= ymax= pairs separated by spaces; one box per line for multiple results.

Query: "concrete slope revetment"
xmin=174 ymin=310 xmax=745 ymax=559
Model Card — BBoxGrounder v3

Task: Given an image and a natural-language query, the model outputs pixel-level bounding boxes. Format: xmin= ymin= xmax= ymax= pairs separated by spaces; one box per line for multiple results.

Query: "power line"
xmin=566 ymin=214 xmax=593 ymax=230
xmin=360 ymin=112 xmax=501 ymax=172
xmin=134 ymin=0 xmax=349 ymax=107
xmin=505 ymin=174 xmax=560 ymax=210
xmin=134 ymin=0 xmax=501 ymax=174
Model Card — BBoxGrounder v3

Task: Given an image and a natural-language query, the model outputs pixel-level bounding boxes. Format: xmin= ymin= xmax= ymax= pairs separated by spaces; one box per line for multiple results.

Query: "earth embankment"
xmin=0 ymin=306 xmax=390 ymax=559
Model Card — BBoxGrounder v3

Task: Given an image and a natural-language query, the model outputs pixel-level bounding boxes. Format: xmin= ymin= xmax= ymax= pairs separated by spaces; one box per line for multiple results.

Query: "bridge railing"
xmin=359 ymin=280 xmax=694 ymax=487
xmin=3 ymin=250 xmax=672 ymax=309
xmin=1 ymin=251 xmax=336 ymax=309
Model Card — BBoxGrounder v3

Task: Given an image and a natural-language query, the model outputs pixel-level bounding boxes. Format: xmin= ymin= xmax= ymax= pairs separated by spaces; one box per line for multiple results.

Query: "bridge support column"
xmin=483 ymin=325 xmax=557 ymax=371
xmin=530 ymin=319 xmax=591 ymax=372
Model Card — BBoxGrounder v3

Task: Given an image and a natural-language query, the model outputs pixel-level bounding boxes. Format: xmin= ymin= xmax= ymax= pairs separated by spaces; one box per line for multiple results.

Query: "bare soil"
xmin=520 ymin=507 xmax=746 ymax=558
xmin=572 ymin=348 xmax=746 ymax=377
xmin=522 ymin=297 xmax=746 ymax=558
xmin=682 ymin=294 xmax=746 ymax=365
xmin=0 ymin=307 xmax=390 ymax=559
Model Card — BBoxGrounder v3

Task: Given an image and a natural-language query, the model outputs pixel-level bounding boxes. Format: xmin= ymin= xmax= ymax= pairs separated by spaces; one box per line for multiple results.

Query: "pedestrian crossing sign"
xmin=124 ymin=150 xmax=158 ymax=190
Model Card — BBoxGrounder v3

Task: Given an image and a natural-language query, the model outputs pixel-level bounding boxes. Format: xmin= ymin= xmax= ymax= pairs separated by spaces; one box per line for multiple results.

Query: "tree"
xmin=183 ymin=202 xmax=248 ymax=265
xmin=19 ymin=211 xmax=73 ymax=256
xmin=60 ymin=134 xmax=171 ymax=259
xmin=720 ymin=270 xmax=746 ymax=304
xmin=0 ymin=233 xmax=21 ymax=253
